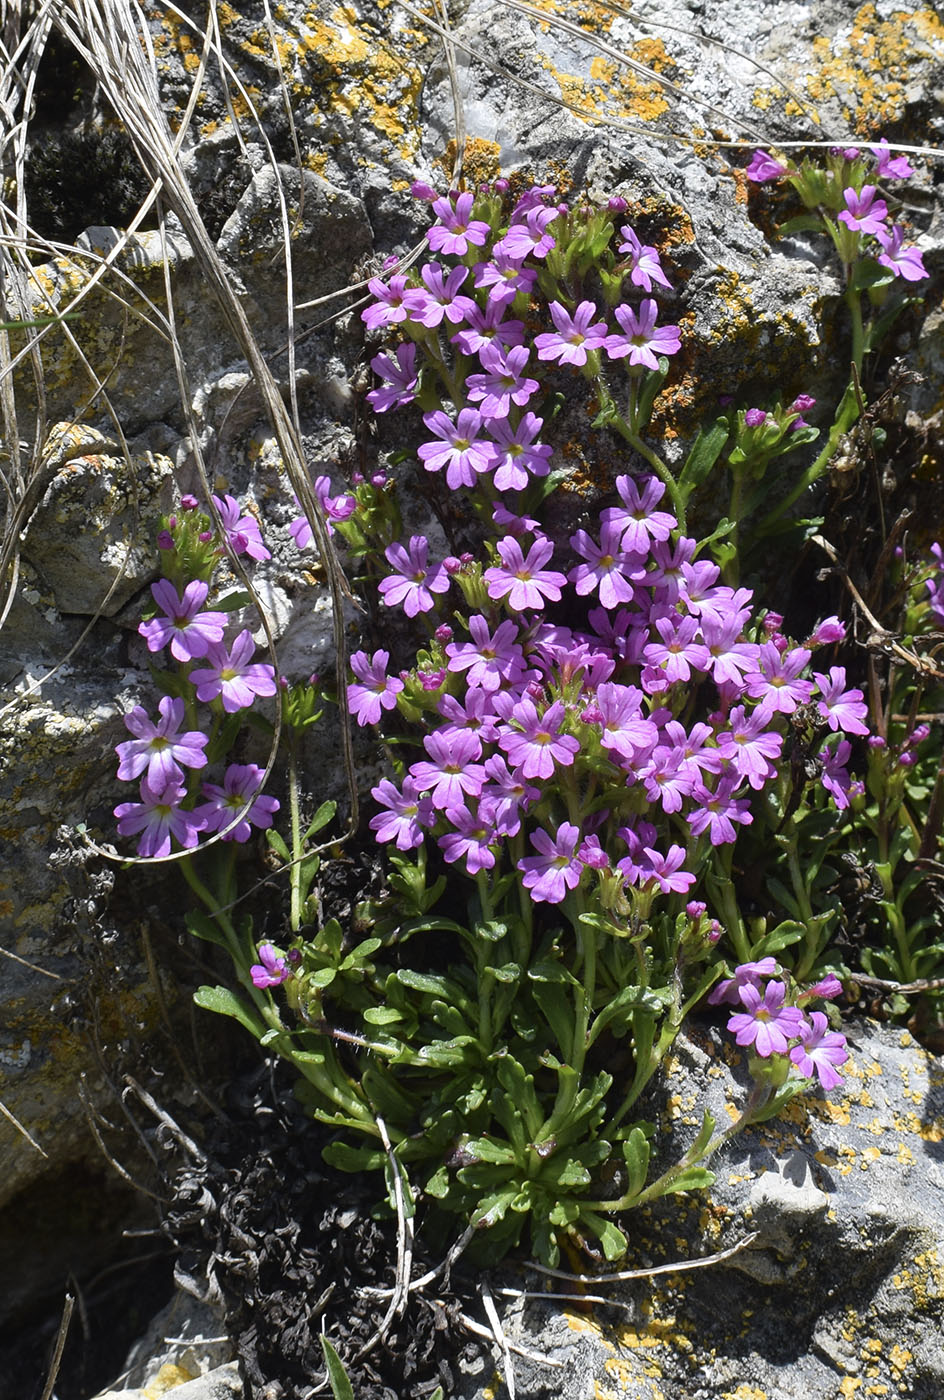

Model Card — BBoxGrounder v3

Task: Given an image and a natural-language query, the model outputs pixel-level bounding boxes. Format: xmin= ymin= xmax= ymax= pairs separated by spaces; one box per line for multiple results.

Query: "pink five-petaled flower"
xmin=821 ymin=739 xmax=854 ymax=810
xmin=708 ymin=957 xmax=780 ymax=1006
xmin=378 ymin=536 xmax=450 ymax=617
xmin=745 ymin=641 xmax=814 ymax=718
xmin=790 ymin=1010 xmax=849 ymax=1090
xmin=487 ymin=413 xmax=553 ymax=492
xmin=438 ymin=806 xmax=497 ymax=874
xmin=139 ymin=579 xmax=228 ymax=663
xmin=518 ymin=821 xmax=583 ymax=904
xmin=483 ymin=535 xmax=567 ymax=611
xmin=367 ymin=343 xmax=418 ymax=413
xmin=494 ymin=205 xmax=559 ymax=260
xmin=251 ymin=943 xmax=290 ymax=989
xmin=402 ymin=262 xmax=477 ymax=328
xmin=196 ymin=763 xmax=280 ymax=843
xmin=569 ymin=521 xmax=643 ymax=609
xmin=617 ymin=225 xmax=672 ymax=292
xmin=870 ymin=139 xmax=914 ymax=181
xmin=418 ymin=408 xmax=497 ymax=489
xmin=347 ymin=649 xmax=404 ymax=726
xmin=410 ymin=730 xmax=486 ymax=810
xmin=641 ymin=843 xmax=696 ymax=894
xmin=369 ymin=776 xmax=435 ymax=850
xmin=116 ymin=695 xmax=209 ymax=788
xmin=601 ymin=474 xmax=676 ymax=554
xmin=687 ymin=775 xmax=753 ymax=846
xmin=604 ymin=299 xmax=681 ymax=370
xmin=212 ymin=495 xmax=271 ymax=561
xmin=837 ymin=185 xmax=889 ymax=236
xmin=445 ymin=615 xmax=531 ymax=691
xmin=466 ymin=343 xmax=538 ymax=418
xmin=813 ymin=666 xmax=870 ymax=735
xmin=115 ymin=776 xmax=205 ymax=858
xmin=189 ymin=630 xmax=278 ymax=713
xmin=474 ymin=249 xmax=538 ymax=308
xmin=874 ymin=224 xmax=927 ymax=282
xmin=726 ymin=979 xmax=806 ymax=1057
xmin=716 ymin=705 xmax=783 ymax=790
xmin=427 ymin=192 xmax=491 ymax=256
xmin=499 ymin=697 xmax=579 ymax=780
xmin=534 ymin=300 xmax=609 ymax=367
xmin=746 ymin=150 xmax=787 ymax=182
xmin=361 ymin=273 xmax=412 ymax=330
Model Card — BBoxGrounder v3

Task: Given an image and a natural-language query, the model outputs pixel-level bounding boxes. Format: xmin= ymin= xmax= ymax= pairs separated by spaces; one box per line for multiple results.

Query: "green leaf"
xmin=264 ymin=828 xmax=292 ymax=863
xmin=586 ymin=984 xmax=672 ymax=1049
xmin=751 ymin=918 xmax=805 ymax=956
xmin=214 ymin=589 xmax=254 ymax=611
xmin=679 ymin=417 xmax=730 ymax=492
xmin=660 ymin=1167 xmax=716 ymax=1195
xmin=396 ymin=968 xmax=474 ymax=1006
xmin=305 ymin=799 xmax=337 ymax=841
xmin=776 ymin=213 xmax=823 ymax=236
xmin=309 ymin=967 xmax=337 ymax=989
xmin=583 ymin=1212 xmax=628 ymax=1261
xmin=530 ymin=981 xmax=575 ymax=1061
xmin=193 ymin=985 xmax=266 ymax=1038
xmin=362 ymin=1005 xmax=403 ymax=1025
xmin=465 ymin=1136 xmax=517 ymax=1165
xmin=472 ymin=1187 xmax=518 ymax=1227
xmin=321 ymin=1141 xmax=387 ymax=1173
xmin=319 ymin=1336 xmax=355 ymax=1400
xmin=184 ymin=911 xmax=228 ymax=949
xmin=620 ymin=1126 xmax=651 ymax=1199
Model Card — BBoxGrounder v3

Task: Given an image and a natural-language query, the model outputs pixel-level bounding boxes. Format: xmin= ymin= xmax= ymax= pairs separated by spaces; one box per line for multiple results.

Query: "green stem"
xmin=289 ymin=741 xmax=303 ymax=933
xmin=756 ymin=378 xmax=861 ymax=535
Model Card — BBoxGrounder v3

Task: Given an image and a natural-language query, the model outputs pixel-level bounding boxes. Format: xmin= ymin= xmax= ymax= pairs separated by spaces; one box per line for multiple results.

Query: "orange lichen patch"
xmin=755 ymin=3 xmax=944 ymax=134
xmin=438 ymin=137 xmax=502 ymax=188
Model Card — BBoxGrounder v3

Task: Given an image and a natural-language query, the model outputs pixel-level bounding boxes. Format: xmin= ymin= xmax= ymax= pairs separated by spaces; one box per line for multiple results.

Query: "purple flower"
xmin=427 ymin=192 xmax=491 ymax=256
xmin=874 ymin=224 xmax=927 ymax=282
xmin=484 ymin=535 xmax=567 ymax=611
xmin=716 ymin=705 xmax=783 ymax=789
xmin=790 ymin=1011 xmax=849 ymax=1090
xmin=617 ymin=225 xmax=672 ymax=292
xmin=869 ymin=139 xmax=914 ymax=181
xmin=487 ymin=413 xmax=553 ymax=491
xmin=708 ymin=957 xmax=780 ymax=1006
xmin=569 ymin=521 xmax=643 ymax=609
xmin=367 ymin=343 xmax=418 ymax=413
xmin=809 ymin=615 xmax=846 ymax=646
xmin=837 ymin=185 xmax=888 ymax=237
xmin=743 ymin=408 xmax=768 ymax=428
xmin=474 ymin=250 xmax=537 ymax=307
xmin=642 ymin=614 xmax=710 ymax=687
xmin=251 ymin=943 xmax=290 ymax=989
xmin=601 ymin=475 xmax=676 ymax=554
xmin=493 ymin=205 xmax=559 ymax=261
xmin=196 ymin=763 xmax=280 ymax=842
xmin=347 ymin=650 xmax=404 ymax=725
xmin=640 ymin=843 xmax=696 ymax=895
xmin=466 ymin=343 xmax=538 ymax=418
xmin=138 ymin=579 xmax=228 ymax=663
xmin=745 ymin=642 xmax=813 ymax=718
xmin=410 ymin=730 xmax=486 ymax=809
xmin=498 ymin=697 xmax=579 ymax=779
xmin=813 ymin=666 xmax=869 ymax=735
xmin=727 ymin=980 xmax=805 ymax=1057
xmin=584 ymin=681 xmax=658 ymax=765
xmin=604 ymin=298 xmax=681 ymax=369
xmin=687 ymin=775 xmax=753 ymax=846
xmin=438 ymin=689 xmax=501 ymax=746
xmin=534 ymin=300 xmax=609 ymax=367
xmin=212 ymin=495 xmax=271 ymax=561
xmin=446 ymin=615 xmax=531 ymax=691
xmin=116 ymin=695 xmax=209 ymax=788
xmin=378 ymin=536 xmax=450 ymax=617
xmin=402 ymin=262 xmax=477 ymax=328
xmin=699 ymin=613 xmax=759 ymax=689
xmin=189 ymin=630 xmax=278 ymax=713
xmin=418 ymin=408 xmax=497 ymax=488
xmin=450 ymin=302 xmax=525 ymax=357
xmin=361 ymin=274 xmax=412 ymax=330
xmin=746 ymin=150 xmax=787 ymax=182
xmin=518 ymin=822 xmax=583 ymax=904
xmin=821 ymin=739 xmax=853 ymax=810
xmin=115 ymin=776 xmax=206 ymax=857
xmin=438 ymin=806 xmax=497 ymax=874
xmin=369 ymin=776 xmax=435 ymax=850
xmin=478 ymin=756 xmax=539 ymax=836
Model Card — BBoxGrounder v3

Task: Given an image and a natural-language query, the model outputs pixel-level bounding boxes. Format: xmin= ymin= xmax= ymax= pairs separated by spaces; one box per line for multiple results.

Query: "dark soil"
xmin=162 ymin=1060 xmax=489 ymax=1400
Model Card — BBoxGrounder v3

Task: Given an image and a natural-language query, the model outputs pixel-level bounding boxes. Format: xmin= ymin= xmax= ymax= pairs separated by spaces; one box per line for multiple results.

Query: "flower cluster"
xmin=746 ymin=141 xmax=927 ymax=282
xmin=114 ymin=500 xmax=279 ymax=857
xmin=350 ymin=472 xmax=867 ymax=905
xmin=709 ymin=959 xmax=848 ymax=1090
